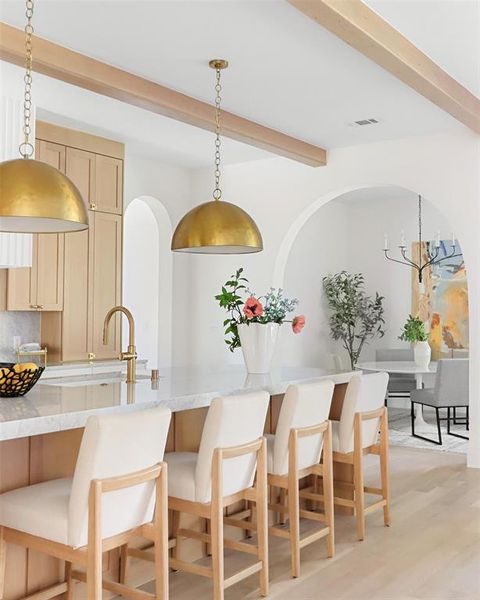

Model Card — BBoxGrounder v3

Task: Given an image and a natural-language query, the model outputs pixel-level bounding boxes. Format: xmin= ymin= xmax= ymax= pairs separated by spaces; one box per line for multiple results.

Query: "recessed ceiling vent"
xmin=349 ymin=118 xmax=380 ymax=127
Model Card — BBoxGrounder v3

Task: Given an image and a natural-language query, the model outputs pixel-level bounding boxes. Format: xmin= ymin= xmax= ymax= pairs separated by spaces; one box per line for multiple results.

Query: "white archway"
xmin=123 ymin=195 xmax=173 ymax=369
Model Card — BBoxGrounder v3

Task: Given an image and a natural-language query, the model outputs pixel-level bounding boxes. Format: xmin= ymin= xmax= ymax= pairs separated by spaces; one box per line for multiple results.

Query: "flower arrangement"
xmin=215 ymin=268 xmax=305 ymax=351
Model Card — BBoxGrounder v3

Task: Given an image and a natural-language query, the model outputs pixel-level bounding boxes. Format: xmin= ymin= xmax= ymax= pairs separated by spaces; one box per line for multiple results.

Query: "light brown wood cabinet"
xmin=43 ymin=211 xmax=122 ymax=361
xmin=35 ymin=121 xmax=124 ymax=362
xmin=7 ymin=232 xmax=65 ymax=312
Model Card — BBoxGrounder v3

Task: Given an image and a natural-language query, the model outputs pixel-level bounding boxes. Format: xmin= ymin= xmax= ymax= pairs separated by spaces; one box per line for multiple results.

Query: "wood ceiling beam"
xmin=0 ymin=22 xmax=326 ymax=167
xmin=288 ymin=0 xmax=480 ymax=134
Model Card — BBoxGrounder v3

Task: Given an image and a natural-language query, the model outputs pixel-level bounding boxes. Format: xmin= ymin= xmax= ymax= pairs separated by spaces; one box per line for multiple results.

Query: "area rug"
xmin=388 ymin=407 xmax=468 ymax=454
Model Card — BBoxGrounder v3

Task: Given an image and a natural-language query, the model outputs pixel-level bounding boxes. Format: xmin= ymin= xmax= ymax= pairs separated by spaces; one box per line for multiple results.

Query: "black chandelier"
xmin=383 ymin=195 xmax=460 ymax=284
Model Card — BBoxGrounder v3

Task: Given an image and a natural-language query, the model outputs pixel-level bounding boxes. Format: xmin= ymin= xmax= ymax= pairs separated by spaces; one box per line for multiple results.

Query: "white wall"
xmin=123 ymin=199 xmax=159 ymax=368
xmin=281 ymin=200 xmax=349 ymax=369
xmin=123 ymin=153 xmax=192 ymax=368
xmin=183 ymin=131 xmax=480 ymax=467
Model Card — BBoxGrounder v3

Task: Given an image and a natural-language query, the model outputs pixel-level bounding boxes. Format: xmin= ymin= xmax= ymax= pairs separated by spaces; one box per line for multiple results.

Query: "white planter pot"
xmin=414 ymin=341 xmax=431 ymax=368
xmin=237 ymin=323 xmax=280 ymax=374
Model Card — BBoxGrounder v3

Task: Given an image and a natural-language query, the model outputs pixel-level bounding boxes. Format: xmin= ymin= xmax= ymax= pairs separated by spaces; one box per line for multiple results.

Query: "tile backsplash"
xmin=0 ymin=312 xmax=40 ymax=362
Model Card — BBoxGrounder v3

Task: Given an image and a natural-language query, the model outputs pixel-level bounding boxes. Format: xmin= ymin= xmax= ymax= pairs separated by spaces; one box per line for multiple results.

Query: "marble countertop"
xmin=0 ymin=366 xmax=357 ymax=441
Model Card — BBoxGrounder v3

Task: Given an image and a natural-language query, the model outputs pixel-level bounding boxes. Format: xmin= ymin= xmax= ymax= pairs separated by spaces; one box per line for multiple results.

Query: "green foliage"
xmin=399 ymin=315 xmax=428 ymax=343
xmin=214 ymin=268 xmax=248 ymax=352
xmin=323 ymin=271 xmax=385 ymax=369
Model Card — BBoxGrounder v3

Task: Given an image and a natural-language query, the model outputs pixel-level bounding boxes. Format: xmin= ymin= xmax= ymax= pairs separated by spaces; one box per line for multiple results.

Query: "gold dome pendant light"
xmin=171 ymin=60 xmax=262 ymax=254
xmin=0 ymin=0 xmax=88 ymax=233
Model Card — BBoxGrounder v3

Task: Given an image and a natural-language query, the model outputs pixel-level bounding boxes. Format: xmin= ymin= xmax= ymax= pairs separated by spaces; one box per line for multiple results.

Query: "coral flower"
xmin=292 ymin=315 xmax=306 ymax=334
xmin=243 ymin=297 xmax=264 ymax=319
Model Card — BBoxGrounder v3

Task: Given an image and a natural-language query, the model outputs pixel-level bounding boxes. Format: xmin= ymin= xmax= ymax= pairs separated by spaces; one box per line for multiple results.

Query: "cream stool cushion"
xmin=166 ymin=391 xmax=270 ymax=504
xmin=0 ymin=478 xmax=71 ymax=545
xmin=267 ymin=380 xmax=335 ymax=476
xmin=164 ymin=453 xmax=197 ymax=502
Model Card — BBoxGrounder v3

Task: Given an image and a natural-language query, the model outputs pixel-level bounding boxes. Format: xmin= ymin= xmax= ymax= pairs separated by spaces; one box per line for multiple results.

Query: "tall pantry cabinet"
xmin=37 ymin=122 xmax=123 ymax=361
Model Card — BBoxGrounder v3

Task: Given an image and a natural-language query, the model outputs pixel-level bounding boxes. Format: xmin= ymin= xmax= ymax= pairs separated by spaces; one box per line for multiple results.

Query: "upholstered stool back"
xmin=272 ymin=379 xmax=334 ymax=475
xmin=195 ymin=391 xmax=269 ymax=503
xmin=337 ymin=373 xmax=389 ymax=453
xmin=68 ymin=406 xmax=171 ymax=547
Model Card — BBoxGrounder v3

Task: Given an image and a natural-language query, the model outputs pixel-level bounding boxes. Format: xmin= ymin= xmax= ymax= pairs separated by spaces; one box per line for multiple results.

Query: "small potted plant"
xmin=215 ymin=268 xmax=305 ymax=373
xmin=399 ymin=315 xmax=431 ymax=368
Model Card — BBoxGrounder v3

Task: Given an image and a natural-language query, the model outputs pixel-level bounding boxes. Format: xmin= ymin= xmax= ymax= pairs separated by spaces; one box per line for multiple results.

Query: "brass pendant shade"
xmin=0 ymin=0 xmax=88 ymax=234
xmin=171 ymin=59 xmax=263 ymax=254
xmin=171 ymin=200 xmax=263 ymax=254
xmin=0 ymin=159 xmax=88 ymax=233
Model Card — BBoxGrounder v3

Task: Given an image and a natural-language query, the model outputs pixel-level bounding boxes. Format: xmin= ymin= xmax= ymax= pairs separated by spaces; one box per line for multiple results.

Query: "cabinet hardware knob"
xmin=90 ymin=203 xmax=97 ymax=210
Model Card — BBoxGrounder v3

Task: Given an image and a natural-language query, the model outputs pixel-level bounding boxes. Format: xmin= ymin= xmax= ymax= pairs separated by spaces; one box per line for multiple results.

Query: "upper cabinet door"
xmin=7 ymin=239 xmax=37 ymax=311
xmin=65 ymin=147 xmax=95 ymax=211
xmin=35 ymin=234 xmax=65 ymax=311
xmin=94 ymin=155 xmax=123 ymax=214
xmin=36 ymin=140 xmax=66 ymax=171
xmin=89 ymin=212 xmax=122 ymax=359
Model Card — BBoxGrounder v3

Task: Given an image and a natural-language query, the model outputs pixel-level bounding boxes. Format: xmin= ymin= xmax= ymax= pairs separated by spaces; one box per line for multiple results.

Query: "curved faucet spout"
xmin=103 ymin=306 xmax=135 ymax=346
xmin=103 ymin=305 xmax=137 ymax=383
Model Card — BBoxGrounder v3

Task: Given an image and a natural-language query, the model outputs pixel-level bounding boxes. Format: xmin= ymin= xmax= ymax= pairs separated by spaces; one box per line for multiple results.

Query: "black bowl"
xmin=0 ymin=362 xmax=45 ymax=398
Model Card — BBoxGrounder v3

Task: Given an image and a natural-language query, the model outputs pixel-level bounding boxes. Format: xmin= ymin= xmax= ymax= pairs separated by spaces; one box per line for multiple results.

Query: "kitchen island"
xmin=0 ymin=365 xmax=357 ymax=599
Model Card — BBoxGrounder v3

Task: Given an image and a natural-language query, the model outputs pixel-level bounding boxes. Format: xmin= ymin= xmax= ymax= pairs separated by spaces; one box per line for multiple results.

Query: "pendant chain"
xmin=20 ymin=0 xmax=35 ymax=158
xmin=213 ymin=67 xmax=222 ymax=200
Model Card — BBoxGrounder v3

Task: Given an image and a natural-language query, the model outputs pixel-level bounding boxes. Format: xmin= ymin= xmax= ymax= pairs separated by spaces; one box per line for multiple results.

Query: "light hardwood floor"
xmin=74 ymin=446 xmax=479 ymax=600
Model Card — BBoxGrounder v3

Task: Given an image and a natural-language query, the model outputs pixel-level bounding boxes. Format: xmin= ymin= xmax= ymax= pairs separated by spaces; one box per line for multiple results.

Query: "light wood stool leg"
xmin=155 ymin=464 xmax=169 ymax=600
xmin=211 ymin=451 xmax=224 ymax=600
xmin=119 ymin=544 xmax=128 ymax=584
xmin=288 ymin=431 xmax=300 ymax=578
xmin=380 ymin=409 xmax=391 ymax=527
xmin=171 ymin=508 xmax=180 ymax=564
xmin=353 ymin=414 xmax=365 ymax=541
xmin=64 ymin=561 xmax=73 ymax=600
xmin=323 ymin=423 xmax=335 ymax=557
xmin=279 ymin=488 xmax=287 ymax=525
xmin=87 ymin=481 xmax=103 ymax=599
xmin=0 ymin=527 xmax=6 ymax=600
xmin=257 ymin=439 xmax=269 ymax=597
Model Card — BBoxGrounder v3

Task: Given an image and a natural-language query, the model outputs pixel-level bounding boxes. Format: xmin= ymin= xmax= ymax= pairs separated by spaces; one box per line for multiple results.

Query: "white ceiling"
xmin=0 ymin=0 xmax=476 ymax=167
xmin=365 ymin=0 xmax=480 ymax=97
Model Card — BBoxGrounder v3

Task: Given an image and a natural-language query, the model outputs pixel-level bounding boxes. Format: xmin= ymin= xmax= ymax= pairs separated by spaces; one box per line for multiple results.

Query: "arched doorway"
xmin=123 ymin=195 xmax=173 ymax=369
xmin=276 ymin=184 xmax=471 ymax=457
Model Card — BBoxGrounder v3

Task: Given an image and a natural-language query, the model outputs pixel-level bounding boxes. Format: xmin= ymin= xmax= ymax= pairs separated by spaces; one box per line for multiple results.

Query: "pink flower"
xmin=292 ymin=315 xmax=305 ymax=334
xmin=243 ymin=297 xmax=264 ymax=319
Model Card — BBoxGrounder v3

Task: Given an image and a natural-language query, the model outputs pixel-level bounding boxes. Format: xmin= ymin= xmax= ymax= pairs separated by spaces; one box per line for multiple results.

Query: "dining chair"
xmin=0 ymin=406 xmax=172 ymax=599
xmin=375 ymin=348 xmax=416 ymax=404
xmin=330 ymin=372 xmax=390 ymax=541
xmin=266 ymin=379 xmax=335 ymax=578
xmin=164 ymin=391 xmax=270 ymax=600
xmin=411 ymin=358 xmax=469 ymax=444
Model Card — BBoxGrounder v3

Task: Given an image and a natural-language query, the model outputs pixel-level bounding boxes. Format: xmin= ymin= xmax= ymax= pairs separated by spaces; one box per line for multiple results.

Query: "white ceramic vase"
xmin=237 ymin=322 xmax=280 ymax=374
xmin=414 ymin=340 xmax=431 ymax=368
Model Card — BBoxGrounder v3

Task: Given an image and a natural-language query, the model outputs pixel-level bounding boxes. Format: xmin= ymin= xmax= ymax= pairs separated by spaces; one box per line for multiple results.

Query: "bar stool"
xmin=0 ymin=406 xmax=171 ymax=600
xmin=266 ymin=379 xmax=335 ymax=578
xmin=330 ymin=372 xmax=390 ymax=541
xmin=165 ymin=391 xmax=270 ymax=600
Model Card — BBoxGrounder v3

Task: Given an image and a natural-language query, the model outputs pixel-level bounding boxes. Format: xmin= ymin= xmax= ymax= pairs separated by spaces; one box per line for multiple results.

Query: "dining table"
xmin=357 ymin=360 xmax=437 ymax=426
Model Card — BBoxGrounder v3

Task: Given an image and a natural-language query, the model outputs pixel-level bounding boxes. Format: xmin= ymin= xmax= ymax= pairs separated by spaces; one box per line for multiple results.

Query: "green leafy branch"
xmin=214 ymin=268 xmax=248 ymax=352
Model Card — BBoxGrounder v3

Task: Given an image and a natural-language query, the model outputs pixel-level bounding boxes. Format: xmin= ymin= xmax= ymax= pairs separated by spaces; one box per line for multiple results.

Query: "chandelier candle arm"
xmin=383 ymin=195 xmax=461 ymax=283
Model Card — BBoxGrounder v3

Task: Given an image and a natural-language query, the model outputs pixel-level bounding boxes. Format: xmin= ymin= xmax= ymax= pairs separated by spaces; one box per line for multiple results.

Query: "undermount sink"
xmin=40 ymin=373 xmax=152 ymax=388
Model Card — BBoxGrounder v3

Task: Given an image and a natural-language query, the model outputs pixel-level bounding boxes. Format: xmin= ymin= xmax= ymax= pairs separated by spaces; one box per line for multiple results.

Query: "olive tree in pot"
xmin=323 ymin=271 xmax=385 ymax=370
xmin=399 ymin=315 xmax=431 ymax=368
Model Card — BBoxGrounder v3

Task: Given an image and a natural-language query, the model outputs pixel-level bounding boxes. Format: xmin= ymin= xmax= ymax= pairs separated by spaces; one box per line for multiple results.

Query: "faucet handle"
xmin=120 ymin=350 xmax=137 ymax=361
